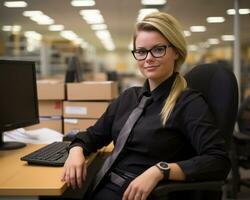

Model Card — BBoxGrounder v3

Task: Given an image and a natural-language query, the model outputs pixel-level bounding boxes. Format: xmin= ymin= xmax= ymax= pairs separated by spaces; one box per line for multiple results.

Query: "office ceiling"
xmin=0 ymin=0 xmax=250 ymax=53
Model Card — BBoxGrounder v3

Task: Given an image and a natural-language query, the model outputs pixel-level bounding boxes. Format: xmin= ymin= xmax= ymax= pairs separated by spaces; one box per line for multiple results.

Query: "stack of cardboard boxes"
xmin=27 ymin=80 xmax=64 ymax=132
xmin=63 ymin=81 xmax=118 ymax=135
xmin=27 ymin=80 xmax=118 ymax=135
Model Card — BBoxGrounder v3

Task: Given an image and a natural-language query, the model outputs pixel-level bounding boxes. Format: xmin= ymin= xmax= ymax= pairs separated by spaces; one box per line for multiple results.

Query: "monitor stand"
xmin=0 ymin=132 xmax=26 ymax=150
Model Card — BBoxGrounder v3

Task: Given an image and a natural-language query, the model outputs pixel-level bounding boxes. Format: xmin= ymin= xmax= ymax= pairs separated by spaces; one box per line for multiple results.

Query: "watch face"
xmin=159 ymin=162 xmax=169 ymax=169
xmin=156 ymin=162 xmax=170 ymax=179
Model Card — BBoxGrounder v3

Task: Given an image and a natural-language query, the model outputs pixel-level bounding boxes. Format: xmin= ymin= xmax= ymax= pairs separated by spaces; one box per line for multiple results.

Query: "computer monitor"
xmin=65 ymin=56 xmax=83 ymax=83
xmin=0 ymin=60 xmax=39 ymax=150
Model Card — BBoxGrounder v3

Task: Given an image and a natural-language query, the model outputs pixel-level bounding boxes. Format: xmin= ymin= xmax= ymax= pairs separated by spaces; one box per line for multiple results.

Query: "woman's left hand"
xmin=122 ymin=166 xmax=164 ymax=200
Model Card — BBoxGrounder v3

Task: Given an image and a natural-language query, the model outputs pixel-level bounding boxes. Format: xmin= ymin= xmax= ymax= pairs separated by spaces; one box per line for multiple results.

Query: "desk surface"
xmin=0 ymin=144 xmax=96 ymax=196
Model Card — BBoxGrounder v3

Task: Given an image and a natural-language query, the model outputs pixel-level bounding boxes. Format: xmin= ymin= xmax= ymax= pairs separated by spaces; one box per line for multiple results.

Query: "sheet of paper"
xmin=3 ymin=128 xmax=63 ymax=144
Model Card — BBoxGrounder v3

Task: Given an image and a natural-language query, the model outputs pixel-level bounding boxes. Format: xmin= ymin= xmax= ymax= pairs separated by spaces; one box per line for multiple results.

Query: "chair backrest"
xmin=184 ymin=62 xmax=239 ymax=149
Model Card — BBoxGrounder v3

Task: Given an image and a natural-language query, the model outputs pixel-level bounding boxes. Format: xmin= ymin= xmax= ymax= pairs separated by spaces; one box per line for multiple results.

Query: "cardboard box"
xmin=37 ymin=80 xmax=65 ymax=100
xmin=83 ymin=72 xmax=94 ymax=81
xmin=63 ymin=101 xmax=108 ymax=118
xmin=64 ymin=118 xmax=97 ymax=134
xmin=38 ymin=100 xmax=63 ymax=116
xmin=67 ymin=81 xmax=118 ymax=100
xmin=93 ymin=72 xmax=108 ymax=81
xmin=244 ymin=88 xmax=250 ymax=99
xmin=26 ymin=118 xmax=62 ymax=133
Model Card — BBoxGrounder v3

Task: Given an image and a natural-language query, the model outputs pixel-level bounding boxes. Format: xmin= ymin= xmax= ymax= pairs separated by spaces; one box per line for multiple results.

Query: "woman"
xmin=61 ymin=12 xmax=230 ymax=200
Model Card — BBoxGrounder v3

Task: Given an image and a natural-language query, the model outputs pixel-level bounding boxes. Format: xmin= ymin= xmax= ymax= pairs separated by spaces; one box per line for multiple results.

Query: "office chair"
xmin=152 ymin=62 xmax=239 ymax=200
xmin=230 ymin=95 xmax=250 ymax=198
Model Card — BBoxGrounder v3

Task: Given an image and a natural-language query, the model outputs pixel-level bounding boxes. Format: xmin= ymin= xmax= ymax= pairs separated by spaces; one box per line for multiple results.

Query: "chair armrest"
xmin=233 ymin=131 xmax=250 ymax=140
xmin=152 ymin=180 xmax=224 ymax=199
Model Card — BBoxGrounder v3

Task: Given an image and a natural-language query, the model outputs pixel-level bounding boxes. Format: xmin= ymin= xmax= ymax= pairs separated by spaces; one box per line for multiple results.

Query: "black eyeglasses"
xmin=131 ymin=44 xmax=174 ymax=61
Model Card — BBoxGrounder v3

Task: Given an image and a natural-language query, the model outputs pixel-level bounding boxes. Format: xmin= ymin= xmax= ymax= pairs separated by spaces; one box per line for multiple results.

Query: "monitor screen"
xmin=0 ymin=60 xmax=39 ymax=150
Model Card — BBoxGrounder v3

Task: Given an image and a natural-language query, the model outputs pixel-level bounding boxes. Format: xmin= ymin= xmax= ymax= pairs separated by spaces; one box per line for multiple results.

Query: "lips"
xmin=144 ymin=65 xmax=159 ymax=70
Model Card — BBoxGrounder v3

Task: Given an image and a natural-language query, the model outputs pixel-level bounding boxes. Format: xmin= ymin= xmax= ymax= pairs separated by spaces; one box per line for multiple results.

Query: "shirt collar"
xmin=139 ymin=72 xmax=178 ymax=102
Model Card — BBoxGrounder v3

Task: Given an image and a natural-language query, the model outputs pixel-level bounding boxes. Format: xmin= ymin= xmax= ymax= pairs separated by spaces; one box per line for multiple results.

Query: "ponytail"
xmin=161 ymin=73 xmax=187 ymax=125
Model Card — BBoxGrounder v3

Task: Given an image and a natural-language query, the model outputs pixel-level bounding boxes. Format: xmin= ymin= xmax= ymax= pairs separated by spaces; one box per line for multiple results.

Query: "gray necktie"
xmin=92 ymin=95 xmax=152 ymax=191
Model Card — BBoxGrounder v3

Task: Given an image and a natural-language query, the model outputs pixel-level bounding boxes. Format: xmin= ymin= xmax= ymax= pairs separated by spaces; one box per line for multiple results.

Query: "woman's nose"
xmin=145 ymin=52 xmax=155 ymax=62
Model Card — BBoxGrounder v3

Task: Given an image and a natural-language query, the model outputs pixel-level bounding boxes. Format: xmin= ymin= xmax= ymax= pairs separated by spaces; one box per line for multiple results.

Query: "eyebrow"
xmin=135 ymin=43 xmax=168 ymax=49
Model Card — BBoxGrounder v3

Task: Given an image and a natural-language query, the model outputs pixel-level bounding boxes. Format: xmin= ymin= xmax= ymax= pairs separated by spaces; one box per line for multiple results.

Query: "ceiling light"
xmin=91 ymin=24 xmax=107 ymax=30
xmin=49 ymin=25 xmax=64 ymax=31
xmin=24 ymin=11 xmax=55 ymax=25
xmin=12 ymin=25 xmax=21 ymax=32
xmin=183 ymin=30 xmax=191 ymax=37
xmin=206 ymin=17 xmax=225 ymax=23
xmin=80 ymin=9 xmax=100 ymax=16
xmin=71 ymin=0 xmax=95 ymax=7
xmin=24 ymin=31 xmax=42 ymax=40
xmin=199 ymin=42 xmax=210 ymax=48
xmin=80 ymin=9 xmax=104 ymax=24
xmin=95 ymin=30 xmax=111 ymax=39
xmin=95 ymin=30 xmax=115 ymax=51
xmin=141 ymin=0 xmax=166 ymax=5
xmin=207 ymin=38 xmax=220 ymax=45
xmin=105 ymin=45 xmax=115 ymax=51
xmin=190 ymin=26 xmax=206 ymax=32
xmin=31 ymin=15 xmax=54 ymax=25
xmin=221 ymin=35 xmax=235 ymax=41
xmin=82 ymin=15 xmax=104 ymax=24
xmin=60 ymin=30 xmax=78 ymax=41
xmin=37 ymin=20 xmax=54 ymax=25
xmin=80 ymin=9 xmax=114 ymax=51
xmin=227 ymin=8 xmax=250 ymax=15
xmin=4 ymin=1 xmax=27 ymax=7
xmin=227 ymin=9 xmax=235 ymax=15
xmin=2 ymin=25 xmax=21 ymax=32
xmin=239 ymin=8 xmax=250 ymax=14
xmin=30 ymin=15 xmax=51 ymax=21
xmin=2 ymin=25 xmax=12 ymax=31
xmin=101 ymin=39 xmax=115 ymax=51
xmin=23 ymin=11 xmax=43 ymax=17
xmin=138 ymin=8 xmax=159 ymax=21
xmin=187 ymin=45 xmax=198 ymax=51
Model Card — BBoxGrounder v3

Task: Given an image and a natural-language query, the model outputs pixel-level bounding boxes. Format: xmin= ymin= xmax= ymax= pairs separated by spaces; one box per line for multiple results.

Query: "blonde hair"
xmin=133 ymin=12 xmax=188 ymax=125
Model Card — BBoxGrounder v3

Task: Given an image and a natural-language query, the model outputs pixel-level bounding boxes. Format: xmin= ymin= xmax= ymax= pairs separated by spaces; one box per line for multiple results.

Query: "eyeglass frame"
xmin=131 ymin=44 xmax=174 ymax=61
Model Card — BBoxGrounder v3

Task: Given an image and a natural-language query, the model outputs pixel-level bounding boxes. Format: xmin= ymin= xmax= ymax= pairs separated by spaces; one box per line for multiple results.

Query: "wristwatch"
xmin=155 ymin=161 xmax=170 ymax=179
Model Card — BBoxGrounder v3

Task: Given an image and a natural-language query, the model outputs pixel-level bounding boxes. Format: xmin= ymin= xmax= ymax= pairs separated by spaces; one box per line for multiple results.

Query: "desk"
xmin=0 ymin=144 xmax=96 ymax=196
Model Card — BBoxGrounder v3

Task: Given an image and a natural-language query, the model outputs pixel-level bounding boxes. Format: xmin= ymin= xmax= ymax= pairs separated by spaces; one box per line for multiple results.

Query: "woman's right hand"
xmin=61 ymin=146 xmax=87 ymax=189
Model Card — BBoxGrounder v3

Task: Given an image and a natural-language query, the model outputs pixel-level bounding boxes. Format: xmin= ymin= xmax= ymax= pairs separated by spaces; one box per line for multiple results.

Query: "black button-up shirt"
xmin=71 ymin=73 xmax=230 ymax=181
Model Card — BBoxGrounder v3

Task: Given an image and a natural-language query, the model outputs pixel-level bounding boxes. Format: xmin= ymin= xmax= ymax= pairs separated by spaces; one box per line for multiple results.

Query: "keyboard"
xmin=21 ymin=142 xmax=70 ymax=166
